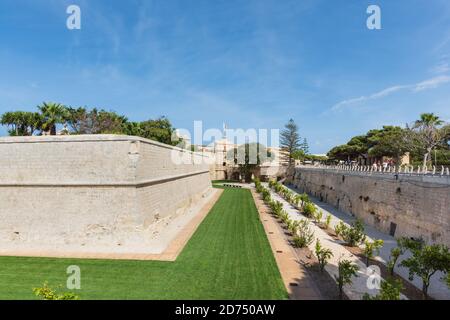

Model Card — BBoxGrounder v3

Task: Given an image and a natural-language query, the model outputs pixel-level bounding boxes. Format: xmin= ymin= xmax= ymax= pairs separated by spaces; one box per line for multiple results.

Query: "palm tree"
xmin=413 ymin=113 xmax=445 ymax=167
xmin=24 ymin=112 xmax=44 ymax=135
xmin=38 ymin=102 xmax=69 ymax=135
xmin=1 ymin=111 xmax=20 ymax=135
xmin=415 ymin=113 xmax=443 ymax=127
xmin=1 ymin=111 xmax=43 ymax=136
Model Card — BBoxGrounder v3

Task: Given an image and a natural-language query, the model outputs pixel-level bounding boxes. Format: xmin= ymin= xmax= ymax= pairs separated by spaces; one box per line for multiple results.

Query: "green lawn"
xmin=0 ymin=187 xmax=288 ymax=300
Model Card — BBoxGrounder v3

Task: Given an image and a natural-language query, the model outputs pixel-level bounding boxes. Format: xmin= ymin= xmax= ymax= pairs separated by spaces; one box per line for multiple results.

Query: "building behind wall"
xmin=195 ymin=139 xmax=288 ymax=181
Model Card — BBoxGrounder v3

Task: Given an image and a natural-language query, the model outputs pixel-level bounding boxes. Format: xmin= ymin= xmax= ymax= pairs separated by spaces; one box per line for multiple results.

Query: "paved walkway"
xmin=285 ymin=184 xmax=450 ymax=300
xmin=251 ymin=188 xmax=321 ymax=300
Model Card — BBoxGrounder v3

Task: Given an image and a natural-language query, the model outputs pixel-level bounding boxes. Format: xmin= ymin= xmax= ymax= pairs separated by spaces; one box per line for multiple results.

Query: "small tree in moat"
xmin=338 ymin=219 xmax=366 ymax=247
xmin=315 ymin=239 xmax=333 ymax=272
xmin=313 ymin=210 xmax=323 ymax=225
xmin=287 ymin=220 xmax=300 ymax=236
xmin=335 ymin=259 xmax=359 ymax=300
xmin=363 ymin=239 xmax=384 ymax=266
xmin=387 ymin=247 xmax=402 ymax=277
xmin=387 ymin=237 xmax=413 ymax=276
xmin=292 ymin=220 xmax=314 ymax=248
xmin=303 ymin=202 xmax=316 ymax=218
xmin=399 ymin=242 xmax=450 ymax=299
xmin=363 ymin=278 xmax=403 ymax=300
xmin=324 ymin=214 xmax=332 ymax=229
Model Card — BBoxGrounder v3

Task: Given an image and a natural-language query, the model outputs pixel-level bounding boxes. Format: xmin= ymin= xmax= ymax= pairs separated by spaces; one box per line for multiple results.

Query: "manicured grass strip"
xmin=0 ymin=188 xmax=288 ymax=300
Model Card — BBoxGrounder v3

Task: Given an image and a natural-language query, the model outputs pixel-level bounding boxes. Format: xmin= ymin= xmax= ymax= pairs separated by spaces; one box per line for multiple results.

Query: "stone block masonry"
xmin=0 ymin=135 xmax=212 ymax=256
xmin=290 ymin=167 xmax=450 ymax=246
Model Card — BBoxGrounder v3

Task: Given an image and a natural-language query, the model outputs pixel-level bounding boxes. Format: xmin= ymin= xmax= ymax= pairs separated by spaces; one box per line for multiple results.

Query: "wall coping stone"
xmin=0 ymin=134 xmax=208 ymax=157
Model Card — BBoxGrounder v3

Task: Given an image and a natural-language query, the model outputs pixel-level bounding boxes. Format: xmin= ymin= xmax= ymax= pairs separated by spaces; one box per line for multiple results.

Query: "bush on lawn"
xmin=33 ymin=282 xmax=79 ymax=300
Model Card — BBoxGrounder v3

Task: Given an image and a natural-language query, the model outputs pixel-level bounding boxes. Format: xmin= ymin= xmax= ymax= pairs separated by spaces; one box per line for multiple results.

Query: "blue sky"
xmin=0 ymin=0 xmax=449 ymax=153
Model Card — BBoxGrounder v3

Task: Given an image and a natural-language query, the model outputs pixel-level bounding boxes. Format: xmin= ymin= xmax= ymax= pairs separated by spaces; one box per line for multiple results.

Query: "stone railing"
xmin=297 ymin=164 xmax=450 ymax=177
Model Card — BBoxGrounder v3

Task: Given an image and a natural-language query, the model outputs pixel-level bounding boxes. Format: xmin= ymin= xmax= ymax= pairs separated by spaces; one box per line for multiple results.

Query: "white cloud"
xmin=331 ymin=75 xmax=450 ymax=111
xmin=431 ymin=62 xmax=450 ymax=74
xmin=413 ymin=75 xmax=450 ymax=91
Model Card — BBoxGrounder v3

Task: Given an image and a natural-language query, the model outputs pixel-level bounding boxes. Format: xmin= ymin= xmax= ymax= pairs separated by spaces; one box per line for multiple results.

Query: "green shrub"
xmin=270 ymin=201 xmax=283 ymax=217
xmin=287 ymin=220 xmax=300 ymax=235
xmin=363 ymin=239 xmax=384 ymax=266
xmin=293 ymin=194 xmax=302 ymax=207
xmin=313 ymin=210 xmax=323 ymax=224
xmin=363 ymin=278 xmax=403 ymax=300
xmin=262 ymin=189 xmax=271 ymax=202
xmin=303 ymin=202 xmax=316 ymax=218
xmin=334 ymin=221 xmax=346 ymax=237
xmin=292 ymin=220 xmax=314 ymax=248
xmin=282 ymin=189 xmax=292 ymax=202
xmin=387 ymin=247 xmax=402 ymax=276
xmin=339 ymin=219 xmax=366 ymax=247
xmin=274 ymin=183 xmax=283 ymax=193
xmin=298 ymin=193 xmax=310 ymax=210
xmin=399 ymin=242 xmax=450 ymax=299
xmin=279 ymin=211 xmax=290 ymax=224
xmin=254 ymin=178 xmax=261 ymax=190
xmin=335 ymin=260 xmax=359 ymax=300
xmin=315 ymin=239 xmax=333 ymax=272
xmin=388 ymin=237 xmax=423 ymax=276
xmin=33 ymin=282 xmax=79 ymax=300
xmin=324 ymin=214 xmax=332 ymax=229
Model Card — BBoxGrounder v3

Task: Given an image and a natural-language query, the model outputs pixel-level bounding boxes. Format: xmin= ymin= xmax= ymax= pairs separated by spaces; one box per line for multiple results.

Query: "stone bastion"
xmin=0 ymin=135 xmax=212 ymax=257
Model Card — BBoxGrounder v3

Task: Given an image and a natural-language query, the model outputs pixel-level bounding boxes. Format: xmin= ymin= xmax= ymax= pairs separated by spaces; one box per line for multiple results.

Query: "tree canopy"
xmin=1 ymin=103 xmax=178 ymax=146
xmin=227 ymin=142 xmax=269 ymax=182
xmin=408 ymin=113 xmax=449 ymax=167
xmin=327 ymin=114 xmax=449 ymax=166
xmin=0 ymin=111 xmax=42 ymax=136
xmin=280 ymin=119 xmax=301 ymax=166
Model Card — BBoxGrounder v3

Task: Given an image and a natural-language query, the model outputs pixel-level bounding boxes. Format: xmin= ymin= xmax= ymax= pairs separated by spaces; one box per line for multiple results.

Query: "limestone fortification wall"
xmin=290 ymin=167 xmax=450 ymax=246
xmin=0 ymin=135 xmax=211 ymax=255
